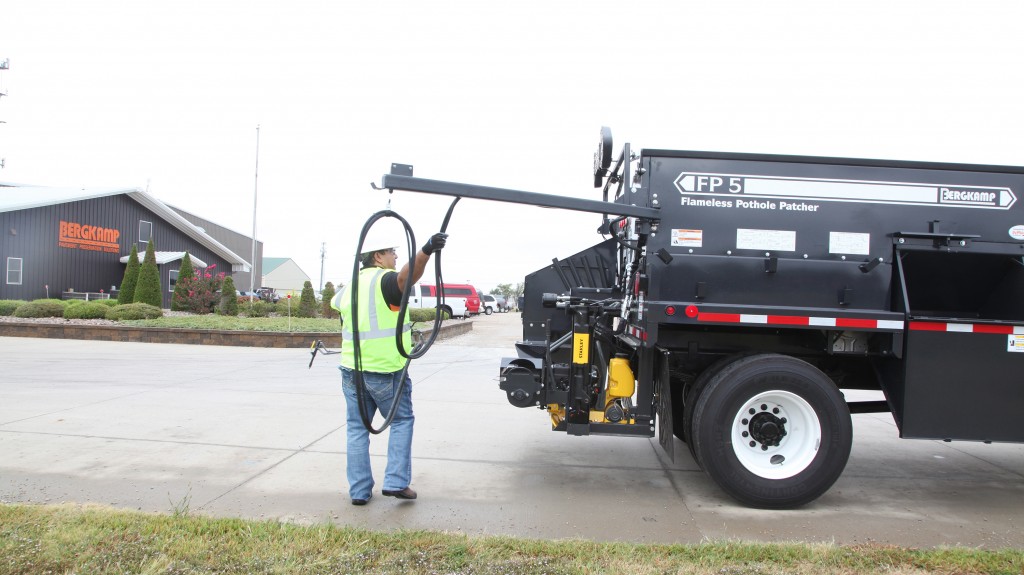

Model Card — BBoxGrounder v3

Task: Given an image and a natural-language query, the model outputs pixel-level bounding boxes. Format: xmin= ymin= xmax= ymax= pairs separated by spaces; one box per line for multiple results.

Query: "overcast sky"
xmin=2 ymin=0 xmax=1023 ymax=293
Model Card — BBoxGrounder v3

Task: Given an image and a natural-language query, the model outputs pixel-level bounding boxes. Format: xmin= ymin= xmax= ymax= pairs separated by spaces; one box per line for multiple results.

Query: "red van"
xmin=440 ymin=283 xmax=481 ymax=315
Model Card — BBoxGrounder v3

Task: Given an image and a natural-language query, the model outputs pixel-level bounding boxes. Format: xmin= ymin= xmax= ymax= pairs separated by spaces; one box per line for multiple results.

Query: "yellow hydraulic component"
xmin=607 ymin=356 xmax=635 ymax=400
xmin=547 ymin=403 xmax=565 ymax=428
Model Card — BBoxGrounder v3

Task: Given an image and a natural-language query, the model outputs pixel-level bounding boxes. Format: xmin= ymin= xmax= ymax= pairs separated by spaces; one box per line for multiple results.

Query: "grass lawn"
xmin=2 ymin=504 xmax=1023 ymax=575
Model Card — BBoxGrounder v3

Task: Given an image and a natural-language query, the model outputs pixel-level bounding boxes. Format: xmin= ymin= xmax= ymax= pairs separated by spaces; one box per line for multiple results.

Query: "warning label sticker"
xmin=672 ymin=229 xmax=703 ymax=247
xmin=736 ymin=228 xmax=796 ymax=252
xmin=1007 ymin=334 xmax=1024 ymax=352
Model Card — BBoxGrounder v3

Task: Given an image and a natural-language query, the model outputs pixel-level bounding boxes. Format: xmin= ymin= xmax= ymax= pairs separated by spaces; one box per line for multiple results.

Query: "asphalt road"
xmin=2 ymin=313 xmax=1023 ymax=547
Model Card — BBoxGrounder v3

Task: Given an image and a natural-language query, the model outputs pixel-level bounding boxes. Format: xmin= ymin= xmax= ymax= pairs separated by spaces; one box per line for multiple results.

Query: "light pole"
xmin=249 ymin=125 xmax=260 ymax=302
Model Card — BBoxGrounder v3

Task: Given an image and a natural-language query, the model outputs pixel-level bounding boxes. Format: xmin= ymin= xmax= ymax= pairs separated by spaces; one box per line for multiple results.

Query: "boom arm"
xmin=379 ymin=164 xmax=660 ymax=220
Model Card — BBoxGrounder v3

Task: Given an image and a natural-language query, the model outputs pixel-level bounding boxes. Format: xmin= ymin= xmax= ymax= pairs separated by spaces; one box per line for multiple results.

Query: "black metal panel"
xmin=1 ymin=194 xmax=233 ymax=308
xmin=521 ymin=239 xmax=618 ymax=342
xmin=901 ymin=328 xmax=1024 ymax=441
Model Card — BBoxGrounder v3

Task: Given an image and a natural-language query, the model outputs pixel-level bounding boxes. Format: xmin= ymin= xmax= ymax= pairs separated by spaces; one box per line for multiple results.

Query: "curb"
xmin=0 ymin=320 xmax=473 ymax=348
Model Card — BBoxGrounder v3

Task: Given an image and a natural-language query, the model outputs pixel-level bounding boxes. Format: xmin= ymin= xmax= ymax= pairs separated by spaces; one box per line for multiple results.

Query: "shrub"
xmin=219 ymin=276 xmax=239 ymax=316
xmin=408 ymin=308 xmax=449 ymax=323
xmin=298 ymin=281 xmax=317 ymax=318
xmin=96 ymin=298 xmax=119 ymax=307
xmin=106 ymin=303 xmax=163 ymax=320
xmin=64 ymin=302 xmax=111 ymax=319
xmin=274 ymin=297 xmax=296 ymax=315
xmin=173 ymin=262 xmax=225 ymax=314
xmin=118 ymin=244 xmax=141 ymax=304
xmin=134 ymin=240 xmax=162 ymax=308
xmin=171 ymin=253 xmax=195 ymax=311
xmin=242 ymin=300 xmax=272 ymax=318
xmin=14 ymin=300 xmax=66 ymax=318
xmin=0 ymin=300 xmax=26 ymax=316
xmin=321 ymin=282 xmax=338 ymax=319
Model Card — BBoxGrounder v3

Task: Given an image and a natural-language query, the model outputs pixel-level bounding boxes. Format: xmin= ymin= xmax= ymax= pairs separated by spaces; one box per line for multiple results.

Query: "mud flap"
xmin=656 ymin=348 xmax=674 ymax=462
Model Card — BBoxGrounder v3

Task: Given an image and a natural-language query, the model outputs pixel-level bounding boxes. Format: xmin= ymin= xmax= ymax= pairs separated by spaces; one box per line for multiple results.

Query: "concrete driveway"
xmin=2 ymin=313 xmax=1023 ymax=547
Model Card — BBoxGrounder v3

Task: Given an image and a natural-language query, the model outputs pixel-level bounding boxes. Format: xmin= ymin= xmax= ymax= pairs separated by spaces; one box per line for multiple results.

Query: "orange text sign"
xmin=58 ymin=220 xmax=121 ymax=253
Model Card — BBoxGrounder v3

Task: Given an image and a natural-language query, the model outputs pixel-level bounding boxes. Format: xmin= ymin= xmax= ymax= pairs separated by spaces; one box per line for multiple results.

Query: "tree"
xmin=321 ymin=281 xmax=338 ymax=319
xmin=298 ymin=280 xmax=317 ymax=318
xmin=219 ymin=275 xmax=239 ymax=316
xmin=117 ymin=244 xmax=141 ymax=304
xmin=170 ymin=253 xmax=195 ymax=311
xmin=134 ymin=240 xmax=163 ymax=308
xmin=493 ymin=283 xmax=516 ymax=300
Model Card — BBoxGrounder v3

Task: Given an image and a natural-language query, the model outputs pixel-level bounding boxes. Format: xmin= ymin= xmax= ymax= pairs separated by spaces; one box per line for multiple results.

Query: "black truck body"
xmin=380 ymin=129 xmax=1024 ymax=508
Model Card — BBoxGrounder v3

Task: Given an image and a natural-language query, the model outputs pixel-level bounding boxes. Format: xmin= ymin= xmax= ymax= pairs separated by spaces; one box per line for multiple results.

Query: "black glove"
xmin=421 ymin=232 xmax=448 ymax=255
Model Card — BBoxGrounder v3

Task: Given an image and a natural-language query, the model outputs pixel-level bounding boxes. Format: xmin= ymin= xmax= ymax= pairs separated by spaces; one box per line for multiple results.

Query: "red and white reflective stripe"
xmin=909 ymin=321 xmax=1024 ymax=334
xmin=627 ymin=325 xmax=648 ymax=341
xmin=697 ymin=312 xmax=904 ymax=331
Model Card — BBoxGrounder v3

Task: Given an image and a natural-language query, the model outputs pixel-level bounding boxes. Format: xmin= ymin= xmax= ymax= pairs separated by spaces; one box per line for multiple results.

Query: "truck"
xmin=377 ymin=129 xmax=1024 ymax=508
xmin=410 ymin=283 xmax=469 ymax=319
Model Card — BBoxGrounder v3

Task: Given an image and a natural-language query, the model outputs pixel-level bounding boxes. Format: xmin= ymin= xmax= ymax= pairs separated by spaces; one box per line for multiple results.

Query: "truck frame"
xmin=378 ymin=129 xmax=1024 ymax=508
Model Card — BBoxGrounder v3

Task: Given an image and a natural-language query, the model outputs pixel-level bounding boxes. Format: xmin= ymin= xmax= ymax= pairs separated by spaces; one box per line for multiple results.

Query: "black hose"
xmin=348 ymin=199 xmax=460 ymax=434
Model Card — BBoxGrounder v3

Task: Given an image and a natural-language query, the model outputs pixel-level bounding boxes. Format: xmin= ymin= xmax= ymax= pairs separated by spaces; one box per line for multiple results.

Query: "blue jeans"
xmin=340 ymin=367 xmax=414 ymax=500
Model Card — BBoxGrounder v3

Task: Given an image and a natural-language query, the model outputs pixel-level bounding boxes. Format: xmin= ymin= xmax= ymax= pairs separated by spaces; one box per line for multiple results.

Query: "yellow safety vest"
xmin=331 ymin=267 xmax=411 ymax=372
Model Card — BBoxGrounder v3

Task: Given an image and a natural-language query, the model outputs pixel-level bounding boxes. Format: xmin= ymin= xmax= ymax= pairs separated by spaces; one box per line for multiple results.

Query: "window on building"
xmin=6 ymin=257 xmax=22 ymax=285
xmin=169 ymin=269 xmax=178 ymax=293
xmin=140 ymin=220 xmax=153 ymax=244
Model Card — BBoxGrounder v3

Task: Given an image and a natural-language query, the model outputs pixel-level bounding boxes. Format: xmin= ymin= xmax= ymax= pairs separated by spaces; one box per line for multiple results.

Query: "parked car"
xmin=480 ymin=294 xmax=508 ymax=313
xmin=480 ymin=294 xmax=499 ymax=315
xmin=256 ymin=287 xmax=280 ymax=303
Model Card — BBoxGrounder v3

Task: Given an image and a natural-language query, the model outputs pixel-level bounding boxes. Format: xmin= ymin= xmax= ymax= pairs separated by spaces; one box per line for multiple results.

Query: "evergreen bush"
xmin=408 ymin=308 xmax=447 ymax=323
xmin=219 ymin=276 xmax=239 ymax=316
xmin=242 ymin=301 xmax=272 ymax=317
xmin=321 ymin=282 xmax=338 ymax=319
xmin=298 ymin=280 xmax=317 ymax=318
xmin=14 ymin=301 xmax=66 ymax=318
xmin=134 ymin=241 xmax=163 ymax=308
xmin=0 ymin=300 xmax=26 ymax=316
xmin=64 ymin=302 xmax=111 ymax=319
xmin=274 ymin=297 xmax=296 ymax=315
xmin=97 ymin=299 xmax=119 ymax=307
xmin=118 ymin=244 xmax=141 ymax=304
xmin=106 ymin=303 xmax=163 ymax=320
xmin=171 ymin=253 xmax=195 ymax=311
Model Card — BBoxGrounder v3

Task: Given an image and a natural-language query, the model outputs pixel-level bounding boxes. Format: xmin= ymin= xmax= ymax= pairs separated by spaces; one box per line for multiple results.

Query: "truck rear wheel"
xmin=691 ymin=354 xmax=851 ymax=508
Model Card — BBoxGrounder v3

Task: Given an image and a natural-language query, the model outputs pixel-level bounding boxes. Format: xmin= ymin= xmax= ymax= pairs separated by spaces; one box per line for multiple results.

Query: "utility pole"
xmin=319 ymin=242 xmax=326 ymax=292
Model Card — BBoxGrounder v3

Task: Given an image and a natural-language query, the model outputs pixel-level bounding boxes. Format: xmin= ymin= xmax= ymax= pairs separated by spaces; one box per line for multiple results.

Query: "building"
xmin=1 ymin=184 xmax=255 ymax=308
xmin=169 ymin=204 xmax=262 ymax=295
xmin=261 ymin=257 xmax=311 ymax=294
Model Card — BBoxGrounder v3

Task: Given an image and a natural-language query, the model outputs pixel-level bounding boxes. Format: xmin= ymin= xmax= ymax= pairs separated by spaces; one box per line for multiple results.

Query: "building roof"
xmin=119 ymin=251 xmax=208 ymax=268
xmin=0 ymin=183 xmax=251 ymax=272
xmin=262 ymin=257 xmax=290 ymax=274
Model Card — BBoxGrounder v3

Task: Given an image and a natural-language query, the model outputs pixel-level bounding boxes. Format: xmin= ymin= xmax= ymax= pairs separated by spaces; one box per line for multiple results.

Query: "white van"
xmin=410 ymin=284 xmax=468 ymax=319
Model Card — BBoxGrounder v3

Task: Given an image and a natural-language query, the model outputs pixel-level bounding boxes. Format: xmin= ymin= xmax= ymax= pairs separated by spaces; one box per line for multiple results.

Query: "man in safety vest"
xmin=331 ymin=231 xmax=447 ymax=506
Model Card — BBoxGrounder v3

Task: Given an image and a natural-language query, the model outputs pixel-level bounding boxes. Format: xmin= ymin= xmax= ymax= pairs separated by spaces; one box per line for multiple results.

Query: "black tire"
xmin=691 ymin=354 xmax=852 ymax=509
xmin=682 ymin=352 xmax=759 ymax=469
xmin=439 ymin=305 xmax=453 ymax=320
xmin=484 ymin=307 xmax=493 ymax=315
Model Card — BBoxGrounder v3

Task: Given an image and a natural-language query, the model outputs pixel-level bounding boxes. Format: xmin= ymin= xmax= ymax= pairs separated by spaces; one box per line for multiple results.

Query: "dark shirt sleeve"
xmin=379 ymin=271 xmax=403 ymax=308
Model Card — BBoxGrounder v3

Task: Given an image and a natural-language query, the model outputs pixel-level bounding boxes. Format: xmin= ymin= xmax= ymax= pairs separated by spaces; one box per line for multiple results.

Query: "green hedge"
xmin=64 ymin=302 xmax=113 ymax=320
xmin=0 ymin=300 xmax=25 ymax=316
xmin=14 ymin=301 xmax=66 ymax=318
xmin=242 ymin=301 xmax=273 ymax=318
xmin=106 ymin=303 xmax=163 ymax=320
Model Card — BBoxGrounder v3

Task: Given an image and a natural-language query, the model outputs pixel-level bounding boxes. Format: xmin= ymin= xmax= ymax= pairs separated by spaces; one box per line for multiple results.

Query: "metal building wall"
xmin=1 ymin=194 xmax=232 ymax=308
xmin=168 ymin=205 xmax=262 ymax=292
